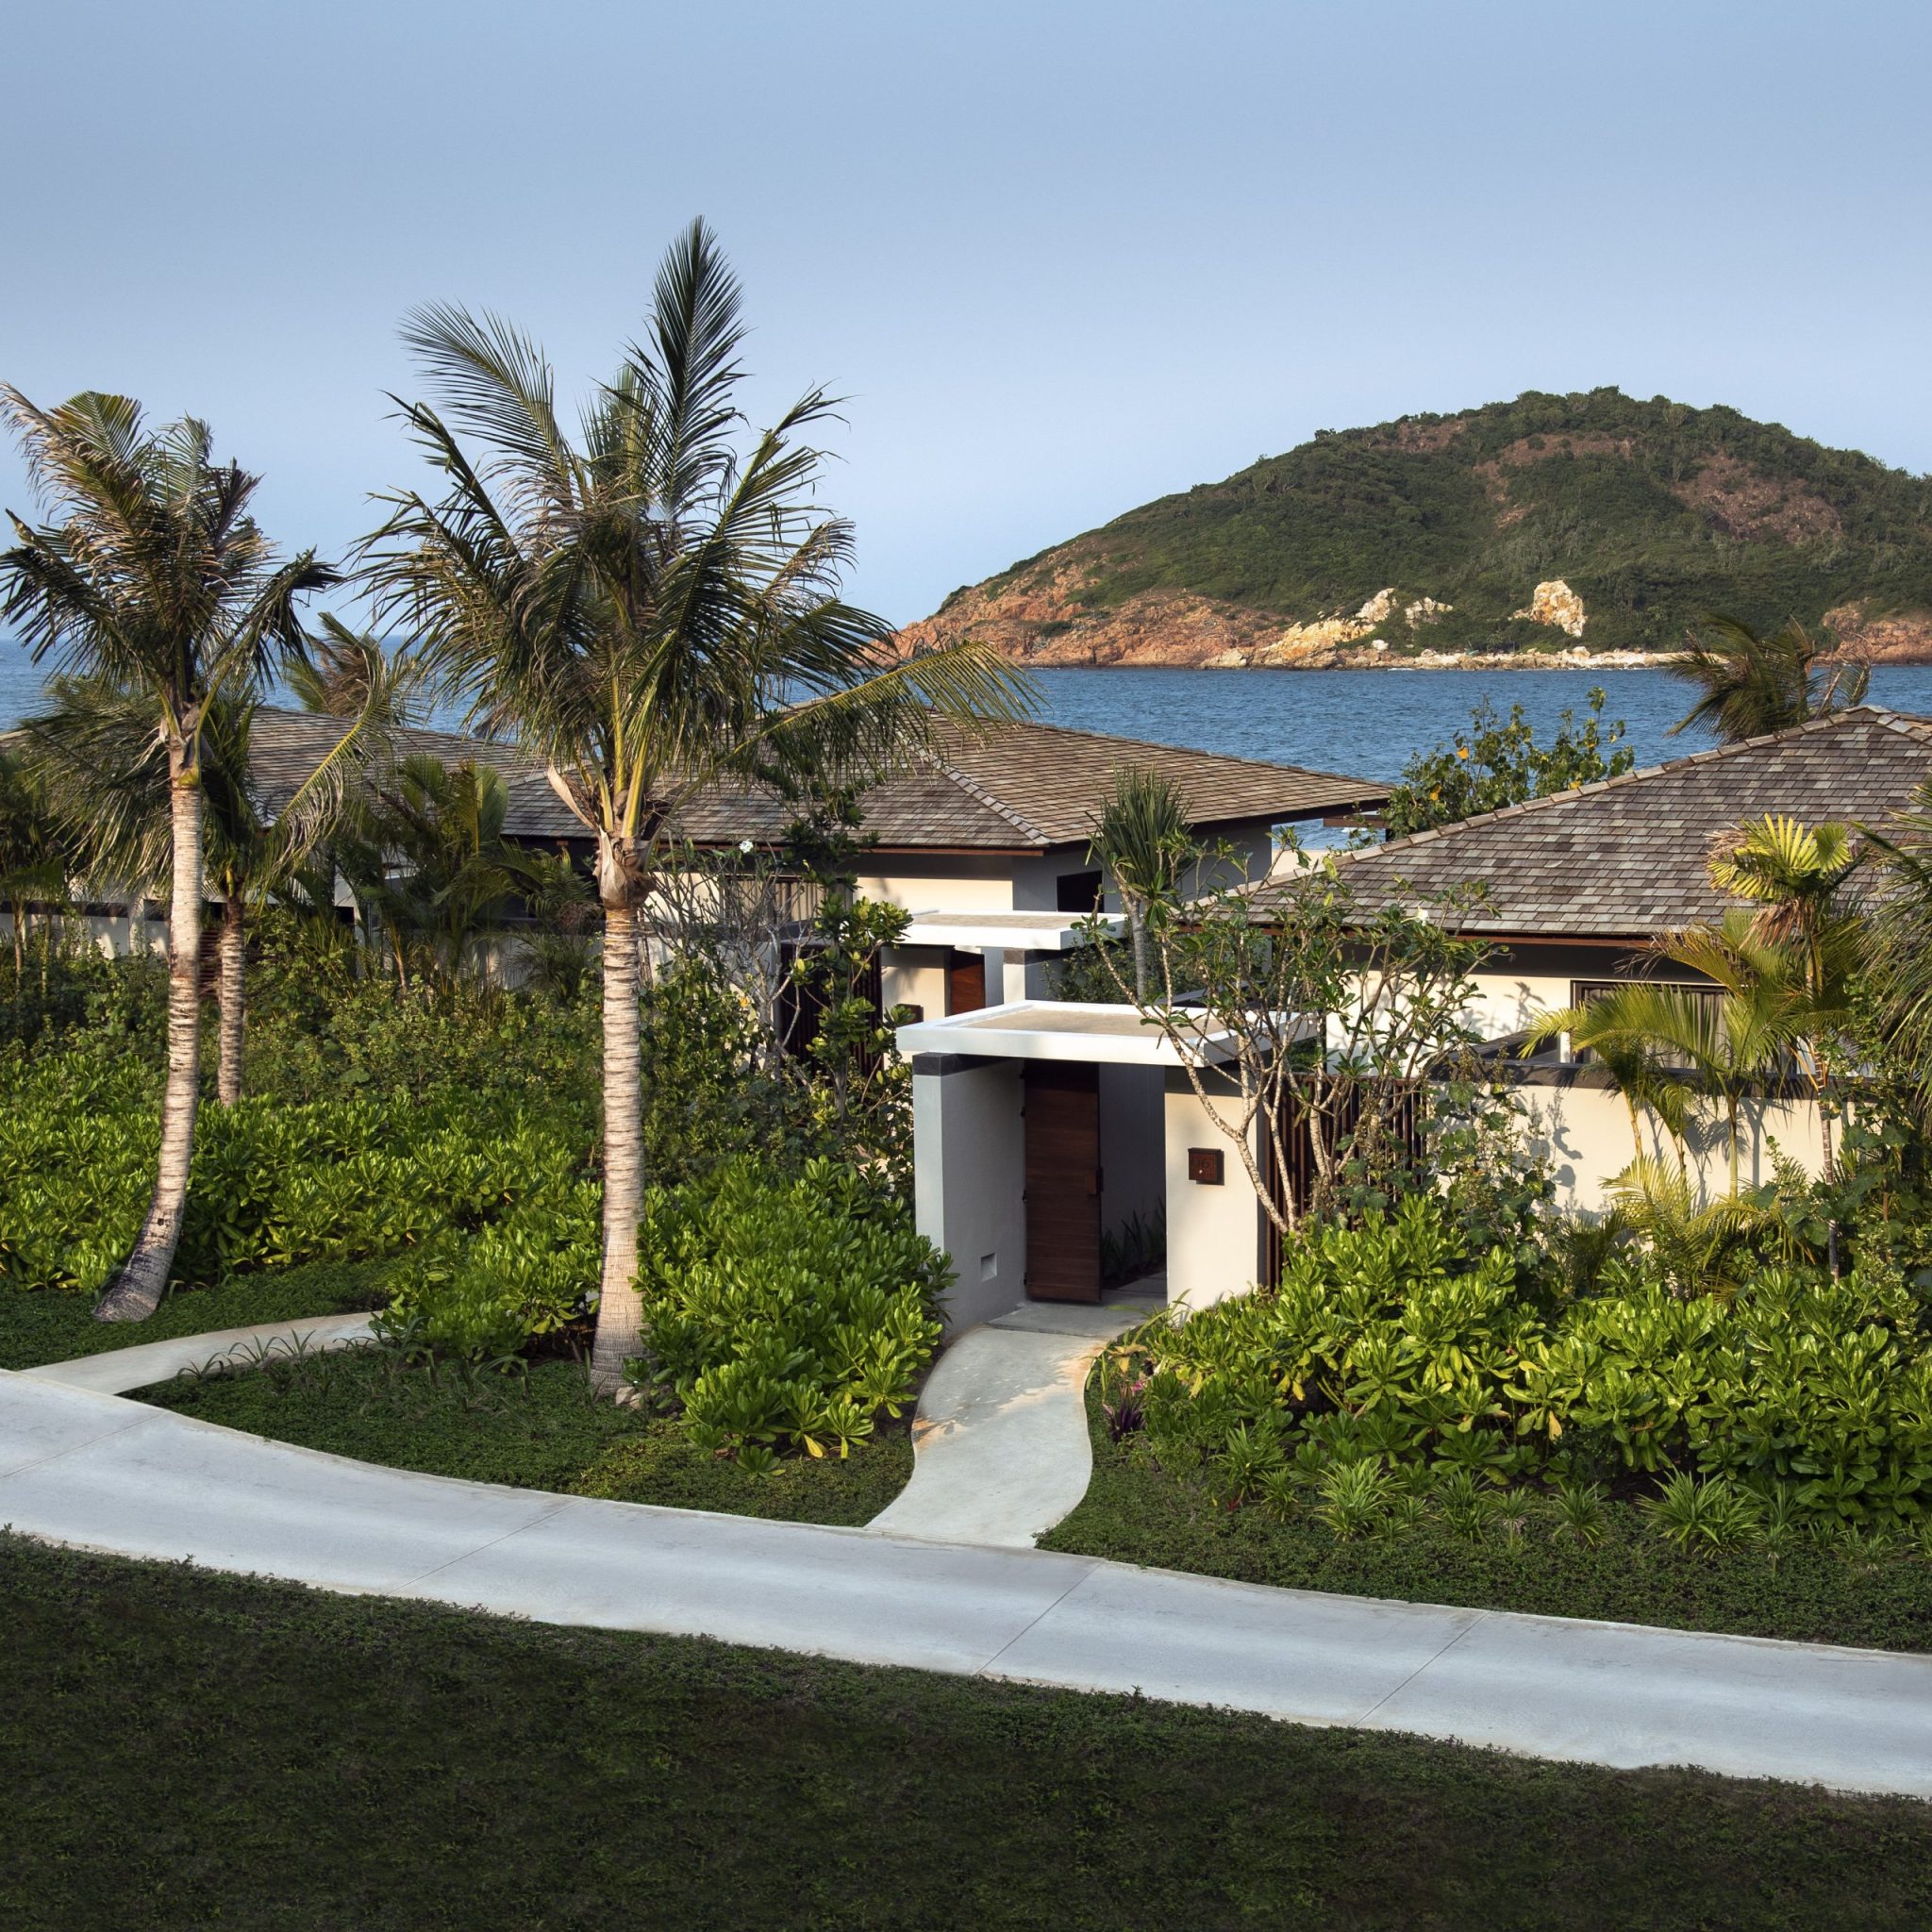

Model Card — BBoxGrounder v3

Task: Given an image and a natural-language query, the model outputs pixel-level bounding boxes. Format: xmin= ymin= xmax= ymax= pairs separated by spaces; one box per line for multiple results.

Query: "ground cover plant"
xmin=1047 ymin=1377 xmax=1932 ymax=1653
xmin=0 ymin=1260 xmax=384 ymax=1374
xmin=6 ymin=1533 xmax=1931 ymax=1932
xmin=139 ymin=1346 xmax=914 ymax=1524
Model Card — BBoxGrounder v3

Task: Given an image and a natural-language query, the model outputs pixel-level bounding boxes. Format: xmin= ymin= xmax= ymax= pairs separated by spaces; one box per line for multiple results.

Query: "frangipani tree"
xmin=363 ymin=220 xmax=1030 ymax=1391
xmin=0 ymin=391 xmax=335 ymax=1319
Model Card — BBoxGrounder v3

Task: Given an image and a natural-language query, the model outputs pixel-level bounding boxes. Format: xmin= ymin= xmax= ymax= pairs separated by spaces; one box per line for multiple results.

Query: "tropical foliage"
xmin=1665 ymin=614 xmax=1870 ymax=742
xmin=1376 ymin=689 xmax=1634 ymax=838
xmin=1111 ymin=1194 xmax=1932 ymax=1537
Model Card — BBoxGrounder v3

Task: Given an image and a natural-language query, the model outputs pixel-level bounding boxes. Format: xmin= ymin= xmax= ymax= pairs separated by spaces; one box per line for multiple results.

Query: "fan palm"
xmin=1707 ymin=814 xmax=1861 ymax=1178
xmin=0 ymin=391 xmax=335 ymax=1319
xmin=361 ymin=219 xmax=1031 ymax=1391
xmin=1088 ymin=767 xmax=1197 ymax=997
xmin=1665 ymin=614 xmax=1869 ymax=743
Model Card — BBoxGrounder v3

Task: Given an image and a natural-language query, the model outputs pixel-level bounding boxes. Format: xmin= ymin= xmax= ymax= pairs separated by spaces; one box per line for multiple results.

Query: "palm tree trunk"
xmin=589 ymin=898 xmax=644 ymax=1395
xmin=1129 ymin=902 xmax=1149 ymax=1001
xmin=98 ymin=755 xmax=203 ymax=1322
xmin=216 ymin=893 xmax=246 ymax=1105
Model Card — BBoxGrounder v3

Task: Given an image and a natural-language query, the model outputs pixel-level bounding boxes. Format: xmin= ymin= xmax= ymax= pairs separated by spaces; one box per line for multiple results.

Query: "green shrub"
xmin=1128 ymin=1194 xmax=1932 ymax=1535
xmin=632 ymin=1158 xmax=946 ymax=1463
xmin=0 ymin=1032 xmax=595 ymax=1299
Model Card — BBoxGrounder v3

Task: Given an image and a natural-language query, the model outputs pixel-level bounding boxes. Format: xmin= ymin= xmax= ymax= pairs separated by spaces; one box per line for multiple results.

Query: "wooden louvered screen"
xmin=1260 ymin=1080 xmax=1424 ymax=1289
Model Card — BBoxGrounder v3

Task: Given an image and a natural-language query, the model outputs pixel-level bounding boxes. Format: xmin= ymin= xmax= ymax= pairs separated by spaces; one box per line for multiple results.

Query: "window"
xmin=1056 ymin=869 xmax=1103 ymax=914
xmin=1567 ymin=979 xmax=1723 ymax=1067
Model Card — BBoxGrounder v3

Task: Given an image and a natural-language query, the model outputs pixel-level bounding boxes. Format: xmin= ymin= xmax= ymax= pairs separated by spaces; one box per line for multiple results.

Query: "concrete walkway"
xmin=5 ymin=1366 xmax=1931 ymax=1796
xmin=866 ymin=1305 xmax=1144 ymax=1546
xmin=20 ymin=1312 xmax=378 ymax=1397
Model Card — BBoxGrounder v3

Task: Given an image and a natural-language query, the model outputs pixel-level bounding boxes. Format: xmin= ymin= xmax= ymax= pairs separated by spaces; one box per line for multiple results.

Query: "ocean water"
xmin=6 ymin=640 xmax=1931 ymax=788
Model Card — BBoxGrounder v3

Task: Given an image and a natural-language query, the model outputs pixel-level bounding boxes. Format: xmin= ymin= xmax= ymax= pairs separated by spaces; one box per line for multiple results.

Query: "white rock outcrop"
xmin=1513 ymin=579 xmax=1587 ymax=638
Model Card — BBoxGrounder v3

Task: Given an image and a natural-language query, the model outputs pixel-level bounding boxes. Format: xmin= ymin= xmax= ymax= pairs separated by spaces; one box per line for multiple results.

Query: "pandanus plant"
xmin=361 ymin=219 xmax=1031 ymax=1393
xmin=1088 ymin=767 xmax=1198 ymax=1000
xmin=0 ymin=391 xmax=335 ymax=1319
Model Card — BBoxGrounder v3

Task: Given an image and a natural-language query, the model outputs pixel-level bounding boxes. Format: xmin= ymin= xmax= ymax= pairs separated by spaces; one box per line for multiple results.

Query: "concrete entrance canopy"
xmin=902 ymin=1001 xmax=1273 ymax=1331
xmin=898 ymin=999 xmax=1240 ymax=1067
xmin=898 ymin=911 xmax=1124 ymax=953
xmin=892 ymin=911 xmax=1127 ymax=1008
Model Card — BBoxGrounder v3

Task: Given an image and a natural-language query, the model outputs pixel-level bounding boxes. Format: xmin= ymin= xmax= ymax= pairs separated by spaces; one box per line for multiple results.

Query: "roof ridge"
xmin=1331 ymin=703 xmax=1922 ymax=870
xmin=917 ymin=746 xmax=1054 ymax=846
xmin=974 ymin=713 xmax=1385 ymax=791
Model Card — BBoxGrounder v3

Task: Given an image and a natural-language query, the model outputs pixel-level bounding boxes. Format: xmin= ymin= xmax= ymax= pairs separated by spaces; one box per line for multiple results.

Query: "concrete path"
xmin=20 ymin=1312 xmax=378 ymax=1397
xmin=867 ymin=1299 xmax=1161 ymax=1546
xmin=5 ymin=1366 xmax=1931 ymax=1796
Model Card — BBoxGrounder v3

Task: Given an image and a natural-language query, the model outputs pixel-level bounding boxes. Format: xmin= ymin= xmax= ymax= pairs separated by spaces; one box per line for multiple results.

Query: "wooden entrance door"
xmin=946 ymin=950 xmax=986 ymax=1015
xmin=1024 ymin=1062 xmax=1102 ymax=1303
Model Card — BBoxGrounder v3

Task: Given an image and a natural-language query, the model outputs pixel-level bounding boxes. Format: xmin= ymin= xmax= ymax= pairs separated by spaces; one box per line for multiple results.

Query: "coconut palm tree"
xmin=1088 ymin=767 xmax=1197 ymax=998
xmin=1665 ymin=614 xmax=1869 ymax=743
xmin=23 ymin=656 xmax=405 ymax=1103
xmin=0 ymin=391 xmax=336 ymax=1319
xmin=361 ymin=219 xmax=1030 ymax=1392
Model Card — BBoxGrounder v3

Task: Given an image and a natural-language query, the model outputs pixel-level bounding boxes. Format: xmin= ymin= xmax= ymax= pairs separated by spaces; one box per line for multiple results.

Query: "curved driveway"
xmin=5 ymin=1366 xmax=1932 ymax=1797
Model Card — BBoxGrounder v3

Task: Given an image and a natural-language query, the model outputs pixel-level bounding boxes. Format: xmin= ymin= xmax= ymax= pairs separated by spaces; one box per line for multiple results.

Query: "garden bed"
xmin=1042 ymin=1379 xmax=1932 ymax=1654
xmin=135 ymin=1341 xmax=915 ymax=1526
xmin=6 ymin=1532 xmax=1930 ymax=1932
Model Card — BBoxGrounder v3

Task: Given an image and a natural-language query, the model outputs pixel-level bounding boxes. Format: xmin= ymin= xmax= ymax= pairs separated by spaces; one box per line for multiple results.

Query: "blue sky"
xmin=2 ymin=0 xmax=1927 ymax=627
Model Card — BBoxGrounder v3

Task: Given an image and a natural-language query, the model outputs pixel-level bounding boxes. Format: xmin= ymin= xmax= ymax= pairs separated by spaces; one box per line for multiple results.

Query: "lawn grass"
xmin=136 ymin=1344 xmax=914 ymax=1525
xmin=0 ymin=1261 xmax=387 ymax=1372
xmin=1041 ymin=1383 xmax=1932 ymax=1655
xmin=2 ymin=1533 xmax=1928 ymax=1931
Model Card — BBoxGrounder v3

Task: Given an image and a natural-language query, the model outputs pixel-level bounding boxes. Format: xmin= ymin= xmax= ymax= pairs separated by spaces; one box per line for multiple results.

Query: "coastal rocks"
xmin=1512 ymin=578 xmax=1587 ymax=638
xmin=1257 ymin=589 xmax=1393 ymax=662
xmin=1823 ymin=601 xmax=1932 ymax=663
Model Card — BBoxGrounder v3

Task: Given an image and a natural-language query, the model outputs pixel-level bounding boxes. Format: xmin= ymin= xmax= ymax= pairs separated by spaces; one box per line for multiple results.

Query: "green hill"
xmin=900 ymin=389 xmax=1932 ymax=666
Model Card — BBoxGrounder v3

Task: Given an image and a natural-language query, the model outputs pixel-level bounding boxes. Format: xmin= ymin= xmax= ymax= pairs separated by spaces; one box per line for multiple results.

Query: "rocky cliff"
xmin=897 ymin=390 xmax=1932 ymax=668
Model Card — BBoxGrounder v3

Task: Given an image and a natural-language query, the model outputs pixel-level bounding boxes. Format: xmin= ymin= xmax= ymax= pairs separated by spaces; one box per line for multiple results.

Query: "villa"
xmin=902 ymin=707 xmax=1932 ymax=1327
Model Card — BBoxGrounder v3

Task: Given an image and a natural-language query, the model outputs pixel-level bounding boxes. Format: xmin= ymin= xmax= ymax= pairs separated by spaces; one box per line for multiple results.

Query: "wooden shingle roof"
xmin=1248 ymin=706 xmax=1932 ymax=940
xmin=484 ymin=716 xmax=1388 ymax=853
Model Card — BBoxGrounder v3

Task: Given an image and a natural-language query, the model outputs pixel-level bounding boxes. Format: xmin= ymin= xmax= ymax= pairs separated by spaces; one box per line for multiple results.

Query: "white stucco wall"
xmin=911 ymin=1058 xmax=1027 ymax=1333
xmin=1098 ymin=1064 xmax=1165 ymax=1242
xmin=6 ymin=911 xmax=169 ymax=961
xmin=858 ymin=857 xmax=1018 ymax=913
xmin=1163 ymin=1072 xmax=1261 ymax=1313
xmin=1511 ymin=1076 xmax=1828 ymax=1214
xmin=881 ymin=945 xmax=951 ymax=1022
xmin=1464 ymin=967 xmax=1577 ymax=1041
